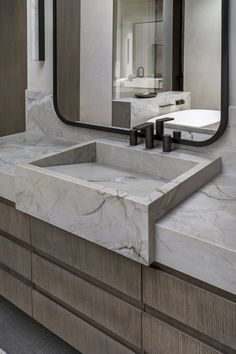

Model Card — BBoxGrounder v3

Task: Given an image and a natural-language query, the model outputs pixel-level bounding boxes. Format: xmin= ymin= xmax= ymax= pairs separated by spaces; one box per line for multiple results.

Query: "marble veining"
xmin=15 ymin=140 xmax=221 ymax=265
xmin=45 ymin=162 xmax=169 ymax=198
xmin=26 ymin=90 xmax=214 ymax=143
xmin=114 ymin=91 xmax=191 ymax=128
xmin=155 ymin=107 xmax=236 ymax=294
xmin=26 ymin=91 xmax=127 ymax=142
xmin=0 ymin=132 xmax=76 ymax=201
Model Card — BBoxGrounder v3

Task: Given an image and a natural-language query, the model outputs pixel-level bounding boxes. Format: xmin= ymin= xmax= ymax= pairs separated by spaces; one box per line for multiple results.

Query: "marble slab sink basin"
xmin=15 ymin=140 xmax=221 ymax=265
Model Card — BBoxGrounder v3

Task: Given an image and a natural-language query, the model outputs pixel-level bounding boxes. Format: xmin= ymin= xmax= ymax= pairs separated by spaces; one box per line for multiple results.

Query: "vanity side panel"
xmin=143 ymin=267 xmax=236 ymax=350
xmin=143 ymin=314 xmax=221 ymax=354
xmin=0 ymin=268 xmax=32 ymax=316
xmin=32 ymin=254 xmax=142 ymax=347
xmin=0 ymin=200 xmax=30 ymax=244
xmin=33 ymin=290 xmax=135 ymax=354
xmin=0 ymin=234 xmax=31 ymax=279
xmin=31 ymin=217 xmax=142 ymax=301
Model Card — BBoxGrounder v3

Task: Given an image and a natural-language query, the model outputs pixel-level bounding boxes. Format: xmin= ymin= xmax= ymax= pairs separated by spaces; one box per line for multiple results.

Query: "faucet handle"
xmin=155 ymin=117 xmax=174 ymax=140
xmin=133 ymin=122 xmax=153 ymax=131
xmin=129 ymin=129 xmax=138 ymax=146
xmin=131 ymin=122 xmax=154 ymax=149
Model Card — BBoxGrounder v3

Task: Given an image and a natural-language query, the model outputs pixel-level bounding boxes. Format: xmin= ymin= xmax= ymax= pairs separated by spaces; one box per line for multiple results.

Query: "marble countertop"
xmin=0 ymin=132 xmax=76 ymax=201
xmin=155 ymin=156 xmax=236 ymax=295
xmin=0 ymin=131 xmax=235 ymax=295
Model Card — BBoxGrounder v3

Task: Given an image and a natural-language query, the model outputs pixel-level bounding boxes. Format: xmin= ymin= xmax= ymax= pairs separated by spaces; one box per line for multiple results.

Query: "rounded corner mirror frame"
xmin=52 ymin=0 xmax=229 ymax=147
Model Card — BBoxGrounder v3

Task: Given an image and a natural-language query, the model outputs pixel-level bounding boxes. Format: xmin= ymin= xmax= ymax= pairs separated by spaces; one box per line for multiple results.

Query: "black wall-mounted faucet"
xmin=176 ymin=99 xmax=185 ymax=105
xmin=130 ymin=122 xmax=154 ymax=149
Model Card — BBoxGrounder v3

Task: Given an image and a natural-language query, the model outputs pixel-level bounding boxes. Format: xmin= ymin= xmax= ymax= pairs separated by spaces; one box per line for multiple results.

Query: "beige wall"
xmin=184 ymin=0 xmax=221 ymax=110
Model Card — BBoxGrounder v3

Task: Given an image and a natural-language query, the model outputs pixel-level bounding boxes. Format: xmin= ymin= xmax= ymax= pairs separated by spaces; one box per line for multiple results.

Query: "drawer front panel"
xmin=143 ymin=267 xmax=236 ymax=350
xmin=0 ymin=234 xmax=31 ymax=279
xmin=31 ymin=217 xmax=141 ymax=300
xmin=0 ymin=200 xmax=30 ymax=243
xmin=0 ymin=267 xmax=32 ymax=315
xmin=33 ymin=290 xmax=135 ymax=354
xmin=32 ymin=254 xmax=141 ymax=347
xmin=143 ymin=314 xmax=221 ymax=354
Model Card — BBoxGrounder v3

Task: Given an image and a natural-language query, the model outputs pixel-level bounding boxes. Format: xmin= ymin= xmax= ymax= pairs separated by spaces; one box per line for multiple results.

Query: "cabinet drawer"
xmin=143 ymin=314 xmax=221 ymax=354
xmin=33 ymin=290 xmax=135 ymax=354
xmin=0 ymin=267 xmax=32 ymax=315
xmin=31 ymin=217 xmax=141 ymax=300
xmin=0 ymin=200 xmax=30 ymax=243
xmin=143 ymin=267 xmax=236 ymax=350
xmin=32 ymin=254 xmax=141 ymax=347
xmin=0 ymin=234 xmax=31 ymax=279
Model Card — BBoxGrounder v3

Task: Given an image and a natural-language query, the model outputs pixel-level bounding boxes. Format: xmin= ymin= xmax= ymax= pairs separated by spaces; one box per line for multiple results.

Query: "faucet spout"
xmin=130 ymin=122 xmax=154 ymax=149
xmin=155 ymin=117 xmax=174 ymax=140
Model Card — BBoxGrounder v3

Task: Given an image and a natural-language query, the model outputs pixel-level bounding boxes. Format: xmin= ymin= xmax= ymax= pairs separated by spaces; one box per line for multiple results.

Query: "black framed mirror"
xmin=53 ymin=0 xmax=229 ymax=147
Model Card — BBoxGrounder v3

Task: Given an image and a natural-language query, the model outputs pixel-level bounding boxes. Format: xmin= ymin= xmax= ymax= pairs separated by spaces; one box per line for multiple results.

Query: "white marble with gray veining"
xmin=114 ymin=91 xmax=191 ymax=128
xmin=155 ymin=168 xmax=236 ymax=294
xmin=26 ymin=91 xmax=128 ymax=142
xmin=15 ymin=139 xmax=220 ymax=265
xmin=0 ymin=132 xmax=76 ymax=201
xmin=26 ymin=90 xmax=214 ymax=143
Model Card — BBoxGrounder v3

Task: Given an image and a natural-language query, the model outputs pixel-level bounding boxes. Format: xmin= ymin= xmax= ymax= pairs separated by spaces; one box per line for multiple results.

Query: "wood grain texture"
xmin=0 ymin=0 xmax=27 ymax=136
xmin=57 ymin=0 xmax=81 ymax=121
xmin=143 ymin=267 xmax=236 ymax=350
xmin=0 ymin=234 xmax=31 ymax=279
xmin=31 ymin=218 xmax=141 ymax=300
xmin=0 ymin=267 xmax=32 ymax=315
xmin=32 ymin=254 xmax=141 ymax=347
xmin=0 ymin=200 xmax=30 ymax=243
xmin=143 ymin=314 xmax=221 ymax=354
xmin=33 ymin=290 xmax=135 ymax=354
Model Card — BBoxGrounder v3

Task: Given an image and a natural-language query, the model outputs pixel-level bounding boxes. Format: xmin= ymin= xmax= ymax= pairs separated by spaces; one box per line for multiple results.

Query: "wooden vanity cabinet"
xmin=0 ymin=199 xmax=30 ymax=243
xmin=142 ymin=314 xmax=221 ymax=354
xmin=0 ymin=198 xmax=235 ymax=354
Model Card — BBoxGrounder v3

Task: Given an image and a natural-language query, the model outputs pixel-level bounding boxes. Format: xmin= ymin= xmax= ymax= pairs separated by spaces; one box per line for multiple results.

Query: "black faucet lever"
xmin=155 ymin=117 xmax=174 ymax=140
xmin=130 ymin=122 xmax=154 ymax=149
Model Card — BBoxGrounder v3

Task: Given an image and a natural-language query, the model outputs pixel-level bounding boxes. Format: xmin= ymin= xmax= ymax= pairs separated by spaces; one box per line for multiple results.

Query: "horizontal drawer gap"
xmin=0 ymin=263 xmax=33 ymax=287
xmin=145 ymin=305 xmax=235 ymax=354
xmin=35 ymin=287 xmax=143 ymax=354
xmin=33 ymin=248 xmax=143 ymax=310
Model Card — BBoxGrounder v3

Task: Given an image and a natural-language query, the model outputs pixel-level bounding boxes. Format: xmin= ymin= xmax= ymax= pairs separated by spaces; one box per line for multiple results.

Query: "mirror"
xmin=53 ymin=0 xmax=228 ymax=146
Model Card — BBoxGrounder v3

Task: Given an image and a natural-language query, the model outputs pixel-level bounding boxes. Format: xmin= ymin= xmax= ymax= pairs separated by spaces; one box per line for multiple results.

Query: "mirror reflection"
xmin=112 ymin=0 xmax=222 ymax=141
xmin=55 ymin=0 xmax=222 ymax=143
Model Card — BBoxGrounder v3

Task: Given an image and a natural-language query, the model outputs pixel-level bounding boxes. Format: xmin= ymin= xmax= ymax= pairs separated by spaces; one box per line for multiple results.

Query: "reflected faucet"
xmin=137 ymin=66 xmax=145 ymax=78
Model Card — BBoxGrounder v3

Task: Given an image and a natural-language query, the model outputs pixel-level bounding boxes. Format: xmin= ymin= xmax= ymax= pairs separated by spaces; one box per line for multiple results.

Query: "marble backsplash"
xmin=26 ymin=91 xmax=127 ymax=143
xmin=26 ymin=90 xmax=236 ymax=163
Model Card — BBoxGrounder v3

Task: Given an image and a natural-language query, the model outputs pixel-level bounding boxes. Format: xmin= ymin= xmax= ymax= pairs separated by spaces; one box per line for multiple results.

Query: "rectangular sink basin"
xmin=16 ymin=140 xmax=221 ymax=265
